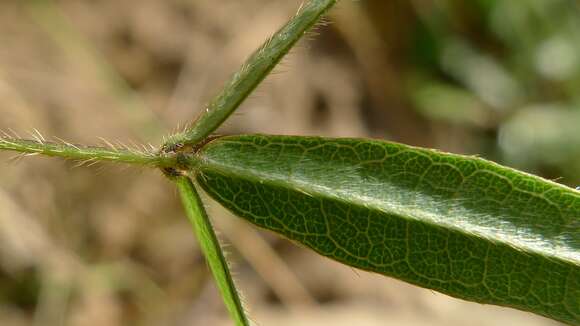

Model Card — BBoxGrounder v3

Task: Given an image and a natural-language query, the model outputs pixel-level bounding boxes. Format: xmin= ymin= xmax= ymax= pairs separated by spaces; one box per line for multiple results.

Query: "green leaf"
xmin=174 ymin=176 xmax=249 ymax=326
xmin=192 ymin=134 xmax=580 ymax=325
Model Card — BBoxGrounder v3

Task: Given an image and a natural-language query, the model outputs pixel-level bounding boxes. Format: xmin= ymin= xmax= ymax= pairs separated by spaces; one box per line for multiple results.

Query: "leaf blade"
xmin=194 ymin=134 xmax=580 ymax=324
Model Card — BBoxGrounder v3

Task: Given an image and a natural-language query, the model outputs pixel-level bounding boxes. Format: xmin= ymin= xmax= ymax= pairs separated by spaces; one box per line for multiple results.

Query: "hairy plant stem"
xmin=0 ymin=138 xmax=176 ymax=167
xmin=1 ymin=2 xmax=343 ymax=325
xmin=162 ymin=0 xmax=338 ymax=152
xmin=174 ymin=176 xmax=249 ymax=326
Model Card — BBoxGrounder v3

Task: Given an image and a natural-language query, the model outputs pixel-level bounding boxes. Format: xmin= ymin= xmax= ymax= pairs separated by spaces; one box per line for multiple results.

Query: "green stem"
xmin=0 ymin=137 xmax=174 ymax=167
xmin=163 ymin=0 xmax=338 ymax=151
xmin=174 ymin=176 xmax=249 ymax=326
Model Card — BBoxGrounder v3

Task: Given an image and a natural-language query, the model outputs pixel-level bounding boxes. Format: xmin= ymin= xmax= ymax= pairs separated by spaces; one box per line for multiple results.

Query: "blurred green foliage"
xmin=398 ymin=0 xmax=580 ymax=183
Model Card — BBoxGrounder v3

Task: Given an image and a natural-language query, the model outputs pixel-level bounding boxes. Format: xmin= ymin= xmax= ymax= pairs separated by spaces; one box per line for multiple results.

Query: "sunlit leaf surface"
xmin=194 ymin=135 xmax=580 ymax=324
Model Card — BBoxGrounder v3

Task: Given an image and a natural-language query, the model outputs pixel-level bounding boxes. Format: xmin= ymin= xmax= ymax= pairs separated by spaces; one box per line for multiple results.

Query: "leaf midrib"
xmin=197 ymin=152 xmax=579 ymax=266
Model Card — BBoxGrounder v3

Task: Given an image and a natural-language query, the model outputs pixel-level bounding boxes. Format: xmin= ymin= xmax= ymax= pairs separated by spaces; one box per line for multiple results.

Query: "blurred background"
xmin=0 ymin=0 xmax=578 ymax=325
